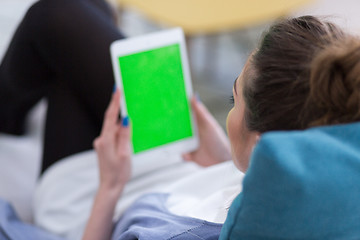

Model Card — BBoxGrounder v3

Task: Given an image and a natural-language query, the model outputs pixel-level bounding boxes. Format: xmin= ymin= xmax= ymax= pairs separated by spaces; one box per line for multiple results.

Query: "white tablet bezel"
xmin=110 ymin=28 xmax=198 ymax=161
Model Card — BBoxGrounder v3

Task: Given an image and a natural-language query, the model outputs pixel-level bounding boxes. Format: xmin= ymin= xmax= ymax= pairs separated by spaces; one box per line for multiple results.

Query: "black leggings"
xmin=0 ymin=0 xmax=125 ymax=173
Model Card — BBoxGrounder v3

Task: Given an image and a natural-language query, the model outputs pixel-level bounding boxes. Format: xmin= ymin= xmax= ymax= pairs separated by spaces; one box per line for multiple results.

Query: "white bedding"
xmin=0 ymin=100 xmax=46 ymax=223
xmin=33 ymin=150 xmax=243 ymax=240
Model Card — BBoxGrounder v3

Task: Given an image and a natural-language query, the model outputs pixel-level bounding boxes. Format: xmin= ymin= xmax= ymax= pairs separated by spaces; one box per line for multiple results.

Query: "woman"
xmin=78 ymin=15 xmax=360 ymax=239
xmin=2 ymin=11 xmax=360 ymax=240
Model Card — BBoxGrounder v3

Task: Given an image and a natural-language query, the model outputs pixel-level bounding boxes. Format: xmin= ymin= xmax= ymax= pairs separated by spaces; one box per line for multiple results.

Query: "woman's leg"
xmin=0 ymin=0 xmax=125 ymax=173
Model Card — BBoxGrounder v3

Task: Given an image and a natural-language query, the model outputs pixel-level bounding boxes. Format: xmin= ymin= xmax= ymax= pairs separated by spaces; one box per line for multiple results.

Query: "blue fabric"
xmin=112 ymin=193 xmax=222 ymax=240
xmin=220 ymin=122 xmax=360 ymax=239
xmin=0 ymin=199 xmax=65 ymax=240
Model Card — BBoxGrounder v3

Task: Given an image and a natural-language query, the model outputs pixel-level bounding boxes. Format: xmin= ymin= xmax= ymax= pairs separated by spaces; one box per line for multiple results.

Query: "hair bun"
xmin=306 ymin=37 xmax=360 ymax=126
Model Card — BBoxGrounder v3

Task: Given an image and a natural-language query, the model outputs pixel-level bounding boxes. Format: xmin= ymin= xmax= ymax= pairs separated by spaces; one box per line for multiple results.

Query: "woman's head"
xmin=228 ymin=15 xmax=360 ymax=171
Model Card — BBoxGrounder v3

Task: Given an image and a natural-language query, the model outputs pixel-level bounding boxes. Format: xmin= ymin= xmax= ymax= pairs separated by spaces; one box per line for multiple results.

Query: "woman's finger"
xmin=182 ymin=153 xmax=194 ymax=161
xmin=191 ymin=96 xmax=212 ymax=125
xmin=100 ymin=89 xmax=121 ymax=137
xmin=116 ymin=116 xmax=131 ymax=157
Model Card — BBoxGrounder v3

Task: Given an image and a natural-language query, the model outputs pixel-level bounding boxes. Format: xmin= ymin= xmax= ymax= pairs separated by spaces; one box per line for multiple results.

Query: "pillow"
xmin=220 ymin=122 xmax=360 ymax=239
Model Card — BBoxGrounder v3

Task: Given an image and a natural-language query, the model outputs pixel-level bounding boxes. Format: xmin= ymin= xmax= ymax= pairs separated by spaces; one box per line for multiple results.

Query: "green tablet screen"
xmin=118 ymin=43 xmax=193 ymax=153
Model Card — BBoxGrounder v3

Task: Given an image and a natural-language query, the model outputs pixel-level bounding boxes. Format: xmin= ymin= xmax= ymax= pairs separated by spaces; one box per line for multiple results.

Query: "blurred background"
xmin=1 ymin=0 xmax=360 ymax=222
xmin=1 ymin=0 xmax=360 ymax=129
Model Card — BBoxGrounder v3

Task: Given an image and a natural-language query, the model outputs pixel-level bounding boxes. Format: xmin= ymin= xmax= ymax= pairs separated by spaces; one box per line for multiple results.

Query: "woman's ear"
xmin=255 ymin=133 xmax=261 ymax=144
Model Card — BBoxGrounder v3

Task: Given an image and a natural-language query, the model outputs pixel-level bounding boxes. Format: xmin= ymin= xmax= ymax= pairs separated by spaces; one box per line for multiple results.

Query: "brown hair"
xmin=243 ymin=15 xmax=360 ymax=133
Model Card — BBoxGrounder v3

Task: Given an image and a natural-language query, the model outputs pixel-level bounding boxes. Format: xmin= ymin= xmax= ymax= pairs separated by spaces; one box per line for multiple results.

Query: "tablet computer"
xmin=110 ymin=28 xmax=198 ymax=160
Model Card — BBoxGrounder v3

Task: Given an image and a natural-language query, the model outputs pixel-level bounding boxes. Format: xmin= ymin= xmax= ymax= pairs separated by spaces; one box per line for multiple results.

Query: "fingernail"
xmin=122 ymin=116 xmax=129 ymax=127
xmin=195 ymin=92 xmax=201 ymax=102
xmin=113 ymin=84 xmax=117 ymax=93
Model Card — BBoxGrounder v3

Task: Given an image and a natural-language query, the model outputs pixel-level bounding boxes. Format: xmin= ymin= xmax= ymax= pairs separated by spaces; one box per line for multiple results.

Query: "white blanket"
xmin=34 ymin=150 xmax=243 ymax=240
xmin=0 ymin=100 xmax=46 ymax=223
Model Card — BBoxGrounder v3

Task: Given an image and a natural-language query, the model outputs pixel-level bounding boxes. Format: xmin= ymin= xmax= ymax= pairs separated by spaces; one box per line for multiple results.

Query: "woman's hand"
xmin=82 ymin=89 xmax=131 ymax=240
xmin=182 ymin=96 xmax=231 ymax=167
xmin=93 ymin=88 xmax=131 ymax=195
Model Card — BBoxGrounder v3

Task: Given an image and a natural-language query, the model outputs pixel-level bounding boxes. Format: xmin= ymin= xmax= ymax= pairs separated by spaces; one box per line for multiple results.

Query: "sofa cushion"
xmin=220 ymin=122 xmax=360 ymax=239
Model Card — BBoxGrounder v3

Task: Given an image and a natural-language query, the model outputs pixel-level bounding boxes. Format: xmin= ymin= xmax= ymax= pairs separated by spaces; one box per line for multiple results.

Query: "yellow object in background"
xmin=117 ymin=0 xmax=313 ymax=35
